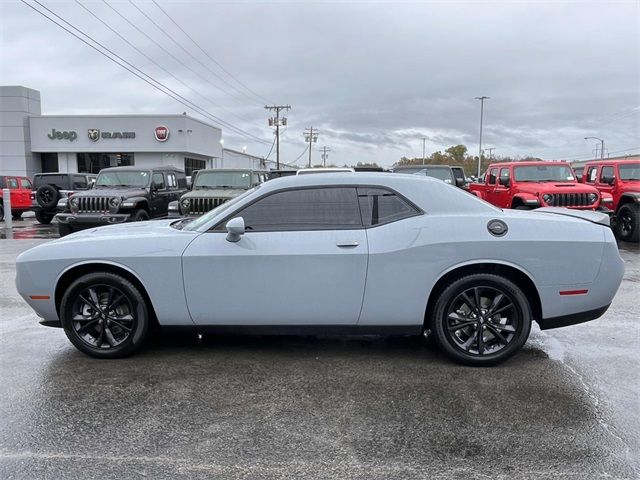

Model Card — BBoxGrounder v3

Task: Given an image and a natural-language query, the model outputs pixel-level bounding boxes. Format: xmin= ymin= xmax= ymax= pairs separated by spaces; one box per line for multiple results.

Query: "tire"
xmin=615 ymin=203 xmax=639 ymax=243
xmin=0 ymin=203 xmax=3 ymax=221
xmin=35 ymin=210 xmax=55 ymax=224
xmin=58 ymin=223 xmax=75 ymax=237
xmin=12 ymin=211 xmax=23 ymax=220
xmin=60 ymin=272 xmax=149 ymax=358
xmin=431 ymin=273 xmax=532 ymax=366
xmin=132 ymin=209 xmax=150 ymax=221
xmin=36 ymin=184 xmax=59 ymax=209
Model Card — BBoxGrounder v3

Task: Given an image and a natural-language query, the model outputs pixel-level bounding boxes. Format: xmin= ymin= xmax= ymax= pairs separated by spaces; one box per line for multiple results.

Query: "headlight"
xmin=542 ymin=194 xmax=553 ymax=204
xmin=181 ymin=198 xmax=191 ymax=208
xmin=69 ymin=196 xmax=79 ymax=208
xmin=109 ymin=197 xmax=121 ymax=208
xmin=588 ymin=193 xmax=598 ymax=204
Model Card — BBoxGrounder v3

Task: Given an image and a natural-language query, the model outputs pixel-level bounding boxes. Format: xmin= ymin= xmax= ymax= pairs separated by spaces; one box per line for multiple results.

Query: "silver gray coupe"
xmin=16 ymin=173 xmax=624 ymax=365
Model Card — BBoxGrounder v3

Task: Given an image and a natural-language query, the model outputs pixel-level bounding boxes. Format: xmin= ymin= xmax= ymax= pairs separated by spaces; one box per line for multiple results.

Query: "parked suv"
xmin=169 ymin=168 xmax=267 ymax=217
xmin=392 ymin=165 xmax=467 ymax=188
xmin=0 ymin=176 xmax=32 ymax=220
xmin=57 ymin=166 xmax=186 ymax=236
xmin=469 ymin=161 xmax=609 ymax=210
xmin=32 ymin=173 xmax=96 ymax=224
xmin=581 ymin=159 xmax=640 ymax=242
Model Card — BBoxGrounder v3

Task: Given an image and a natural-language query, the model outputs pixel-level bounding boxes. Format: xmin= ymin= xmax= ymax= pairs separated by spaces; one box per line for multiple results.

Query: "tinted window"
xmin=238 ymin=187 xmax=361 ymax=231
xmin=488 ymin=168 xmax=498 ymax=184
xmin=33 ymin=174 xmax=69 ymax=189
xmin=152 ymin=173 xmax=165 ymax=189
xmin=20 ymin=178 xmax=32 ymax=189
xmin=357 ymin=187 xmax=419 ymax=226
xmin=6 ymin=178 xmax=18 ymax=189
xmin=72 ymin=175 xmax=88 ymax=189
xmin=499 ymin=168 xmax=510 ymax=184
xmin=586 ymin=166 xmax=598 ymax=183
xmin=600 ymin=166 xmax=614 ymax=182
xmin=619 ymin=163 xmax=640 ymax=181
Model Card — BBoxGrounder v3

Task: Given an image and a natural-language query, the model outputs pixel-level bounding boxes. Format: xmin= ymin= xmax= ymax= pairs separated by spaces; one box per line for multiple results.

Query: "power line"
xmin=127 ymin=0 xmax=255 ymax=107
xmin=74 ymin=0 xmax=253 ymax=126
xmin=303 ymin=127 xmax=319 ymax=167
xmin=289 ymin=145 xmax=309 ymax=165
xmin=22 ymin=0 xmax=269 ymax=145
xmin=149 ymin=0 xmax=270 ymax=105
xmin=264 ymin=135 xmax=276 ymax=160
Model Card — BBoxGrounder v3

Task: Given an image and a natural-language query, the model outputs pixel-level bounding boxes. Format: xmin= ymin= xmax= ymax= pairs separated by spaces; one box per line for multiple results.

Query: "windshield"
xmin=195 ymin=171 xmax=251 ymax=189
xmin=619 ymin=163 xmax=640 ymax=181
xmin=182 ymin=185 xmax=260 ymax=231
xmin=514 ymin=165 xmax=575 ymax=182
xmin=395 ymin=167 xmax=452 ymax=182
xmin=95 ymin=170 xmax=150 ymax=187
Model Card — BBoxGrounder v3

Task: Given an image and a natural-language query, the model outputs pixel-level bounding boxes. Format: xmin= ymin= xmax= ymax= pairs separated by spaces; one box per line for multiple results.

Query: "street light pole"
xmin=584 ymin=136 xmax=605 ymax=160
xmin=421 ymin=137 xmax=427 ymax=165
xmin=475 ymin=96 xmax=490 ymax=178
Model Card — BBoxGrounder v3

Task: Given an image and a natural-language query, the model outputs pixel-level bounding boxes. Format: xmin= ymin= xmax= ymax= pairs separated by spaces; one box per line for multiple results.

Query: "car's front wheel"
xmin=132 ymin=209 xmax=150 ymax=221
xmin=60 ymin=272 xmax=149 ymax=358
xmin=35 ymin=210 xmax=54 ymax=224
xmin=431 ymin=274 xmax=532 ymax=366
xmin=615 ymin=203 xmax=639 ymax=242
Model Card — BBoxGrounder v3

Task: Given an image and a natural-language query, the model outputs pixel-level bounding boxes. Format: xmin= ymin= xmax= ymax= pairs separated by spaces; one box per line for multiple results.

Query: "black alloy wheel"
xmin=36 ymin=184 xmax=59 ymax=209
xmin=35 ymin=210 xmax=54 ymax=224
xmin=431 ymin=274 xmax=532 ymax=365
xmin=61 ymin=272 xmax=149 ymax=358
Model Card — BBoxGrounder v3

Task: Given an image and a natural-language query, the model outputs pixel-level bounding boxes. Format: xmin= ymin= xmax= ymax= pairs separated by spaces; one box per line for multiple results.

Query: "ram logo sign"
xmin=87 ymin=129 xmax=100 ymax=142
xmin=154 ymin=125 xmax=169 ymax=142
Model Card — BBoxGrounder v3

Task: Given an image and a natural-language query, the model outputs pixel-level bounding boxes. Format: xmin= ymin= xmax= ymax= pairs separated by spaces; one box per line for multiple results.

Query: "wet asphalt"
xmin=0 ymin=217 xmax=638 ymax=479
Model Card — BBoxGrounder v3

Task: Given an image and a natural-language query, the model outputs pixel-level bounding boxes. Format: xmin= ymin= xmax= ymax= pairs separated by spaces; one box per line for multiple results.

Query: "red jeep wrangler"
xmin=469 ymin=161 xmax=610 ymax=211
xmin=581 ymin=159 xmax=639 ymax=242
xmin=0 ymin=175 xmax=33 ymax=220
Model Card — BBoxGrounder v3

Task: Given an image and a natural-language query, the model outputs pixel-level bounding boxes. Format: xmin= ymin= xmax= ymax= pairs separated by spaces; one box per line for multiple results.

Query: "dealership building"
xmin=0 ymin=85 xmax=274 ymax=178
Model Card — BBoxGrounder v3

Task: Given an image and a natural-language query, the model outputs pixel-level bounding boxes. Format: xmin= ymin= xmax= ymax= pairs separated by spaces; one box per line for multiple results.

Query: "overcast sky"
xmin=1 ymin=0 xmax=638 ymax=167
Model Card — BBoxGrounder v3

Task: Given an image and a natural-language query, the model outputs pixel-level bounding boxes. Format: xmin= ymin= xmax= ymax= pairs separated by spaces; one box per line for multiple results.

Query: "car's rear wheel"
xmin=132 ymin=209 xmax=149 ymax=221
xmin=431 ymin=274 xmax=532 ymax=366
xmin=12 ymin=211 xmax=23 ymax=220
xmin=36 ymin=185 xmax=59 ymax=209
xmin=60 ymin=272 xmax=149 ymax=358
xmin=35 ymin=210 xmax=55 ymax=224
xmin=615 ymin=203 xmax=639 ymax=242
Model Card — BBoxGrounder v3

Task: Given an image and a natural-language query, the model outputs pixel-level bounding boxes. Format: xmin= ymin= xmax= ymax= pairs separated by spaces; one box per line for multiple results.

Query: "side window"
xmin=586 ymin=167 xmax=598 ymax=183
xmin=72 ymin=175 xmax=88 ymax=189
xmin=357 ymin=187 xmax=420 ymax=226
xmin=166 ymin=173 xmax=177 ymax=188
xmin=488 ymin=168 xmax=498 ymax=185
xmin=499 ymin=168 xmax=510 ymax=185
xmin=236 ymin=187 xmax=361 ymax=231
xmin=20 ymin=178 xmax=32 ymax=189
xmin=599 ymin=166 xmax=614 ymax=182
xmin=152 ymin=173 xmax=165 ymax=190
xmin=7 ymin=178 xmax=18 ymax=189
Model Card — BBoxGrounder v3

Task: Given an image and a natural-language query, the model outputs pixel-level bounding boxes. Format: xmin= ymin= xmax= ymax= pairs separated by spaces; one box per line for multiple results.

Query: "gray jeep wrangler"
xmin=169 ymin=169 xmax=268 ymax=217
xmin=57 ymin=166 xmax=186 ymax=236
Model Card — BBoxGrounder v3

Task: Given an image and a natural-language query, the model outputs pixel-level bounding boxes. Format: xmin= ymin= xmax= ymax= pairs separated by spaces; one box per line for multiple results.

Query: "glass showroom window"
xmin=77 ymin=153 xmax=134 ymax=174
xmin=184 ymin=157 xmax=206 ymax=176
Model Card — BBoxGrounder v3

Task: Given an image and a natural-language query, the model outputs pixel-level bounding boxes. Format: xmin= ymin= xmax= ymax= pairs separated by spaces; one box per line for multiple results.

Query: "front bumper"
xmin=56 ymin=212 xmax=131 ymax=227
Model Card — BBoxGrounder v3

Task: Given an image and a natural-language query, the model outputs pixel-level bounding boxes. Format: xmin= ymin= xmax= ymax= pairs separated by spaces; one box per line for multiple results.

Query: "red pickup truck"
xmin=581 ymin=159 xmax=640 ymax=242
xmin=469 ymin=161 xmax=610 ymax=211
xmin=0 ymin=175 xmax=33 ymax=220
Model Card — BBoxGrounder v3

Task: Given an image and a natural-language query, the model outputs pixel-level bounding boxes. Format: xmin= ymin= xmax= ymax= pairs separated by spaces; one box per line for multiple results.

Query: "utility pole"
xmin=304 ymin=127 xmax=319 ymax=167
xmin=584 ymin=136 xmax=605 ymax=160
xmin=319 ymin=146 xmax=331 ymax=167
xmin=475 ymin=96 xmax=490 ymax=177
xmin=265 ymin=104 xmax=291 ymax=170
xmin=421 ymin=137 xmax=427 ymax=164
xmin=485 ymin=147 xmax=495 ymax=160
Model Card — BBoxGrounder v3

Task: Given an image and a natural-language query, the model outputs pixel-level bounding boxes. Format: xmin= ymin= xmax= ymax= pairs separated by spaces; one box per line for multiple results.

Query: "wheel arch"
xmin=616 ymin=194 xmax=640 ymax=211
xmin=54 ymin=261 xmax=159 ymax=328
xmin=424 ymin=261 xmax=543 ymax=328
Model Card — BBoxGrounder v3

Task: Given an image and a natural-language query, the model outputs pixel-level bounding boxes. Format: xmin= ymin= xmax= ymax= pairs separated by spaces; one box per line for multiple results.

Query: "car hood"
xmin=72 ymin=187 xmax=148 ymax=199
xmin=182 ymin=189 xmax=245 ymax=199
xmin=516 ymin=183 xmax=598 ymax=194
xmin=56 ymin=218 xmax=187 ymax=241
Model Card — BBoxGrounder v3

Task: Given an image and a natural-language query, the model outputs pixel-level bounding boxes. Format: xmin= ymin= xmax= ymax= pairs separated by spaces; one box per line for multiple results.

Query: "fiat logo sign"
xmin=154 ymin=125 xmax=169 ymax=142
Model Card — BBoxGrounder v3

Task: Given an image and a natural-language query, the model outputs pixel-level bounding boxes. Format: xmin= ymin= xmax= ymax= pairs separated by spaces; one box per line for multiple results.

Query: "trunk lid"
xmin=534 ymin=207 xmax=610 ymax=226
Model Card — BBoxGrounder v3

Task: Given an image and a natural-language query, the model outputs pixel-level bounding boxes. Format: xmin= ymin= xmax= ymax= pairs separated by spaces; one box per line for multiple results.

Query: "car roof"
xmin=196 ymin=168 xmax=267 ymax=173
xmin=584 ymin=159 xmax=639 ymax=165
xmin=489 ymin=161 xmax=571 ymax=167
xmin=100 ymin=165 xmax=185 ymax=173
xmin=260 ymin=171 xmax=441 ymax=190
xmin=394 ymin=165 xmax=451 ymax=169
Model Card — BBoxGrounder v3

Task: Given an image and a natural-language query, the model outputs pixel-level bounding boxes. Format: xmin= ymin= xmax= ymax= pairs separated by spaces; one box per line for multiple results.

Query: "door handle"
xmin=336 ymin=241 xmax=359 ymax=247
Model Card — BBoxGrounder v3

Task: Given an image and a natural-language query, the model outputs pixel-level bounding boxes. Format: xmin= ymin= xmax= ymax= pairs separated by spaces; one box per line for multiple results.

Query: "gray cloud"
xmin=1 ymin=0 xmax=638 ymax=167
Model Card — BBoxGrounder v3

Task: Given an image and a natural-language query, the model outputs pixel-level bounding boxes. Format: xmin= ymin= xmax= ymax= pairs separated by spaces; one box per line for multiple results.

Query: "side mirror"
xmin=455 ymin=177 xmax=466 ymax=187
xmin=150 ymin=182 xmax=159 ymax=193
xmin=499 ymin=177 xmax=510 ymax=187
xmin=226 ymin=217 xmax=245 ymax=242
xmin=601 ymin=175 xmax=614 ymax=185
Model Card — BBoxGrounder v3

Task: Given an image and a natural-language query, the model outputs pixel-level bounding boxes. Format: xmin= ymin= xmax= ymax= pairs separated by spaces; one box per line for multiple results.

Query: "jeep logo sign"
xmin=154 ymin=125 xmax=169 ymax=142
xmin=48 ymin=128 xmax=78 ymax=141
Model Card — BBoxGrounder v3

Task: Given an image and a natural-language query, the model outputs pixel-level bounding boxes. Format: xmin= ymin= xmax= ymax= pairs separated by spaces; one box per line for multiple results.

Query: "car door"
xmin=494 ymin=167 xmax=511 ymax=208
xmin=484 ymin=168 xmax=499 ymax=204
xmin=182 ymin=186 xmax=369 ymax=325
xmin=596 ymin=165 xmax=615 ymax=199
xmin=149 ymin=172 xmax=167 ymax=217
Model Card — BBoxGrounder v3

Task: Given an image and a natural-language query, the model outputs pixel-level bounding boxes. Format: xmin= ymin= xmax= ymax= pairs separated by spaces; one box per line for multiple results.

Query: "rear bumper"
xmin=538 ymin=304 xmax=610 ymax=330
xmin=56 ymin=212 xmax=131 ymax=227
